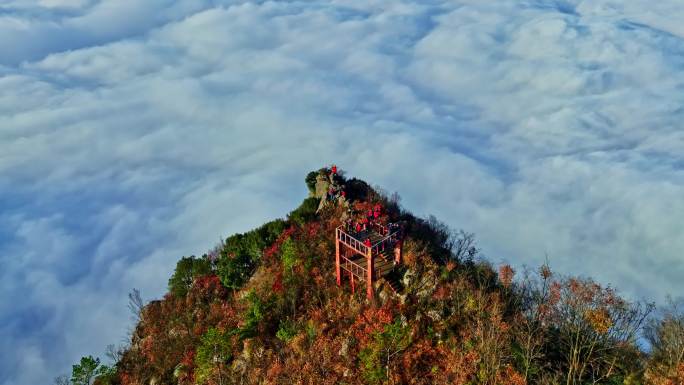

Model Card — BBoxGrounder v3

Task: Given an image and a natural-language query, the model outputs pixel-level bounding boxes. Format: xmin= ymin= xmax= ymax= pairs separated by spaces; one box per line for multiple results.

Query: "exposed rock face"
xmin=378 ymin=282 xmax=390 ymax=304
xmin=402 ymin=268 xmax=415 ymax=288
xmin=427 ymin=309 xmax=442 ymax=322
xmin=403 ymin=268 xmax=438 ymax=300
xmin=314 ymin=173 xmax=330 ymax=200
xmin=338 ymin=337 xmax=351 ymax=358
xmin=416 ymin=272 xmax=438 ymax=299
xmin=314 ymin=172 xmax=349 ymax=213
xmin=232 ymin=339 xmax=252 ymax=375
xmin=315 ymin=174 xmax=331 ymax=212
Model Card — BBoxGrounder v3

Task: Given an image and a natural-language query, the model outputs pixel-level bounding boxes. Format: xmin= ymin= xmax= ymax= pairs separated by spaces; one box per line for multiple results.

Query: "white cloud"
xmin=2 ymin=0 xmax=684 ymax=384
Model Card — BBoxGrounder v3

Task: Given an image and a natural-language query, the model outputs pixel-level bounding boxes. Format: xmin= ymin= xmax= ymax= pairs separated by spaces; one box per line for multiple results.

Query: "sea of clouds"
xmin=2 ymin=0 xmax=684 ymax=384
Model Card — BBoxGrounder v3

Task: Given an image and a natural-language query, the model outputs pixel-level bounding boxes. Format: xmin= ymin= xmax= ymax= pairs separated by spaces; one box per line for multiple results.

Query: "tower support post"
xmin=351 ymin=271 xmax=355 ymax=294
xmin=335 ymin=230 xmax=341 ymax=286
xmin=366 ymin=249 xmax=373 ymax=300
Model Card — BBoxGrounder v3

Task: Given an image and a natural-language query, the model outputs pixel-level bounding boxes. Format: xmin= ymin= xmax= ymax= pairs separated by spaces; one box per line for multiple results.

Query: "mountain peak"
xmin=71 ymin=167 xmax=673 ymax=385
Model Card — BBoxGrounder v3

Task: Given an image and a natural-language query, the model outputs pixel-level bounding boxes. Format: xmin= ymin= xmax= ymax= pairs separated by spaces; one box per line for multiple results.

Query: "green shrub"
xmin=217 ymin=252 xmax=253 ymax=290
xmin=305 ymin=171 xmax=319 ymax=194
xmin=305 ymin=321 xmax=317 ymax=343
xmin=359 ymin=347 xmax=385 ymax=385
xmin=238 ymin=290 xmax=270 ymax=339
xmin=94 ymin=365 xmax=116 ymax=385
xmin=276 ymin=320 xmax=298 ymax=342
xmin=258 ymin=219 xmax=287 ymax=244
xmin=287 ymin=197 xmax=319 ymax=226
xmin=216 ymin=219 xmax=286 ymax=290
xmin=280 ymin=237 xmax=298 ymax=273
xmin=168 ymin=256 xmax=212 ymax=297
xmin=70 ymin=356 xmax=111 ymax=385
xmin=344 ymin=177 xmax=370 ymax=202
xmin=359 ymin=320 xmax=411 ymax=384
xmin=195 ymin=327 xmax=233 ymax=384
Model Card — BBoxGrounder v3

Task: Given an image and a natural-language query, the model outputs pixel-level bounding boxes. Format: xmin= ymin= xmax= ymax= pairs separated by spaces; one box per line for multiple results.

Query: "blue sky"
xmin=2 ymin=1 xmax=684 ymax=384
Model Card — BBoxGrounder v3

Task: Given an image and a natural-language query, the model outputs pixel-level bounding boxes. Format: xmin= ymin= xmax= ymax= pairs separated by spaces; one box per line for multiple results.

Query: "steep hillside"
xmin=67 ymin=167 xmax=682 ymax=385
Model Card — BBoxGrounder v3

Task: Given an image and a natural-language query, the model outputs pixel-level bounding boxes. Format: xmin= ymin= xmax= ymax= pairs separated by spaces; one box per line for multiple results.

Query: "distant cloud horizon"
xmin=2 ymin=1 xmax=684 ymax=384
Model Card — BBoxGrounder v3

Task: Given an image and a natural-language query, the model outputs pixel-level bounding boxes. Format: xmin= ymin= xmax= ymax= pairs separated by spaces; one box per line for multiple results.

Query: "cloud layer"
xmin=2 ymin=1 xmax=684 ymax=384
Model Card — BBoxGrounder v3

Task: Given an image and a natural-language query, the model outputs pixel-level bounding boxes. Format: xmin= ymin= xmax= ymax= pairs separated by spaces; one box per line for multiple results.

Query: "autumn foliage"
xmin=79 ymin=168 xmax=677 ymax=385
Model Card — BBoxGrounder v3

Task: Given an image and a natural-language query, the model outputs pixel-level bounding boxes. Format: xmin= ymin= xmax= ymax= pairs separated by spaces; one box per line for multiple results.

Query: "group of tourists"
xmin=345 ymin=203 xmax=384 ymax=235
xmin=325 ymin=165 xmax=346 ymax=202
xmin=326 ymin=186 xmax=345 ymax=201
xmin=344 ymin=203 xmax=402 ymax=255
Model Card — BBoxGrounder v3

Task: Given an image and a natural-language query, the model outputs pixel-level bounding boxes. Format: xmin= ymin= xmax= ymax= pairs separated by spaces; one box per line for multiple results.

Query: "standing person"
xmin=331 ymin=165 xmax=337 ymax=175
xmin=364 ymin=238 xmax=371 ymax=249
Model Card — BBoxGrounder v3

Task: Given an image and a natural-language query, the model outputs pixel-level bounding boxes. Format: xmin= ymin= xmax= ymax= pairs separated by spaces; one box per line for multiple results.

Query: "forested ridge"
xmin=58 ymin=167 xmax=684 ymax=385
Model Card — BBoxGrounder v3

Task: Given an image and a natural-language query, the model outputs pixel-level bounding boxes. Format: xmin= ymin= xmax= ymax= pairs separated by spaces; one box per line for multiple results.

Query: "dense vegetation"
xmin=59 ymin=167 xmax=683 ymax=385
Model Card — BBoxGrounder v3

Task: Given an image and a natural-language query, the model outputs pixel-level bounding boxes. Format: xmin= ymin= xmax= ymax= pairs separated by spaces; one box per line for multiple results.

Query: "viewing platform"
xmin=335 ymin=222 xmax=403 ymax=299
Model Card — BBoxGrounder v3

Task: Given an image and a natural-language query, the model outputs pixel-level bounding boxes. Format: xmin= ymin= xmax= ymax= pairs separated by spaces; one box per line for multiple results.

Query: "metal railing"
xmin=337 ymin=225 xmax=400 ymax=258
xmin=371 ymin=231 xmax=399 ymax=257
xmin=340 ymin=255 xmax=366 ymax=281
xmin=336 ymin=226 xmax=370 ymax=255
xmin=371 ymin=222 xmax=387 ymax=236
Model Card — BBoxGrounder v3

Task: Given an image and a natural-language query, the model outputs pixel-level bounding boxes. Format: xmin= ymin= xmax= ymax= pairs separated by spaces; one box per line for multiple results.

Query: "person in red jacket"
xmin=373 ymin=204 xmax=381 ymax=218
xmin=364 ymin=238 xmax=371 ymax=248
xmin=331 ymin=165 xmax=337 ymax=175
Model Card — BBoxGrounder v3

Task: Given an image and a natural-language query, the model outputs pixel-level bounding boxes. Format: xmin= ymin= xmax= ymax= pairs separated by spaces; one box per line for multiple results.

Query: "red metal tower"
xmin=335 ymin=222 xmax=403 ymax=299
